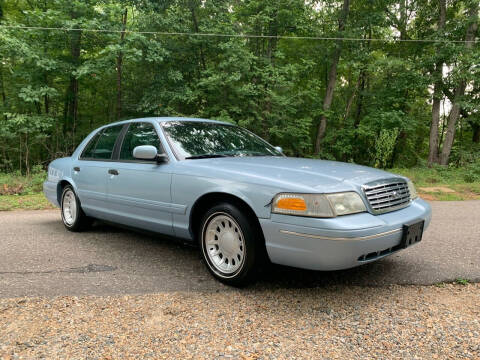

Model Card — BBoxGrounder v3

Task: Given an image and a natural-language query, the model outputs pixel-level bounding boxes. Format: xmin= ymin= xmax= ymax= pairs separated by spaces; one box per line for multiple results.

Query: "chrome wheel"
xmin=203 ymin=213 xmax=245 ymax=275
xmin=62 ymin=189 xmax=77 ymax=226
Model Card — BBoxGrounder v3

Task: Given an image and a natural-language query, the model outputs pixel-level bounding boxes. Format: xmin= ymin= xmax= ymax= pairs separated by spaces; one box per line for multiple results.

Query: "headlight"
xmin=272 ymin=192 xmax=366 ymax=218
xmin=326 ymin=192 xmax=368 ymax=216
xmin=407 ymin=179 xmax=418 ymax=200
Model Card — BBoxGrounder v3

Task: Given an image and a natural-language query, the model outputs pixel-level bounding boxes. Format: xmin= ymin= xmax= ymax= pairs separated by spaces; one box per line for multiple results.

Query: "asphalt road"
xmin=0 ymin=201 xmax=479 ymax=298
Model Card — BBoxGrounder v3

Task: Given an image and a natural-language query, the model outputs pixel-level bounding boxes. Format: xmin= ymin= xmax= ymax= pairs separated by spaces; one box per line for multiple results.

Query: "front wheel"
xmin=199 ymin=202 xmax=263 ymax=286
xmin=61 ymin=185 xmax=92 ymax=232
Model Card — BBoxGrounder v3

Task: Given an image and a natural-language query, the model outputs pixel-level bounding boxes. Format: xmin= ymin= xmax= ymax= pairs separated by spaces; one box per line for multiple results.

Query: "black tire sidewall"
xmin=60 ymin=185 xmax=85 ymax=232
xmin=199 ymin=202 xmax=259 ymax=286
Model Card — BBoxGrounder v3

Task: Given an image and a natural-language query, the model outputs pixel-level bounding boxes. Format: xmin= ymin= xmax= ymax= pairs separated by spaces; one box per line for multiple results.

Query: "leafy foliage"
xmin=0 ymin=0 xmax=479 ymax=173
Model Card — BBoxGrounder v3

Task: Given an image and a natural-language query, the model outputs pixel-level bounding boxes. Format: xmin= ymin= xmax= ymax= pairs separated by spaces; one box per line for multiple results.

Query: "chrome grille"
xmin=363 ymin=178 xmax=411 ymax=214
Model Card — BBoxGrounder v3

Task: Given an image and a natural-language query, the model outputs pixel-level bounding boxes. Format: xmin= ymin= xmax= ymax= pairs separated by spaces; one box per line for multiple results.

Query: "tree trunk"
xmin=472 ymin=123 xmax=480 ymax=143
xmin=65 ymin=23 xmax=82 ymax=150
xmin=343 ymin=75 xmax=360 ymax=123
xmin=314 ymin=0 xmax=350 ymax=154
xmin=353 ymin=69 xmax=367 ymax=130
xmin=0 ymin=65 xmax=6 ymax=120
xmin=439 ymin=3 xmax=478 ymax=165
xmin=66 ymin=75 xmax=79 ymax=147
xmin=19 ymin=135 xmax=22 ymax=174
xmin=44 ymin=93 xmax=49 ymax=114
xmin=189 ymin=1 xmax=206 ymax=71
xmin=116 ymin=8 xmax=127 ymax=121
xmin=427 ymin=0 xmax=446 ymax=166
xmin=266 ymin=11 xmax=278 ymax=63
xmin=0 ymin=0 xmax=6 ymax=121
xmin=24 ymin=133 xmax=29 ymax=176
xmin=439 ymin=85 xmax=464 ymax=165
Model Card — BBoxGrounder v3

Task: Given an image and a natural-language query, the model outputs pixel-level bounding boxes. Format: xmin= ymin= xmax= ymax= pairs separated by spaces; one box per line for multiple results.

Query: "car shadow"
xmin=255 ymin=261 xmax=401 ymax=289
xmin=85 ymin=221 xmax=414 ymax=290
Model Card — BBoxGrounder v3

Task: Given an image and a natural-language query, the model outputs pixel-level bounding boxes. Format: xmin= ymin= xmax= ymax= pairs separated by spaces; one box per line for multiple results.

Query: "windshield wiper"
xmin=185 ymin=154 xmax=231 ymax=159
xmin=246 ymin=152 xmax=273 ymax=157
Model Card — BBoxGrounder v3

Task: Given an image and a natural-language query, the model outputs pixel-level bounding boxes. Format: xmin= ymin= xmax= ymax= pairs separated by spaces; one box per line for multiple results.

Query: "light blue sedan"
xmin=44 ymin=117 xmax=432 ymax=285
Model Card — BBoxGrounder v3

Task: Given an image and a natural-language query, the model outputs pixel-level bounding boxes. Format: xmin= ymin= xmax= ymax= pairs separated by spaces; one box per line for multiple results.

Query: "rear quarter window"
xmin=80 ymin=131 xmax=102 ymax=159
xmin=80 ymin=125 xmax=123 ymax=160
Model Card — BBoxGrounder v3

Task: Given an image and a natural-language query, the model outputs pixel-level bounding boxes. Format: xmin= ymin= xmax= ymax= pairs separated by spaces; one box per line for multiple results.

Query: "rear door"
xmin=106 ymin=122 xmax=174 ymax=235
xmin=72 ymin=124 xmax=124 ymax=219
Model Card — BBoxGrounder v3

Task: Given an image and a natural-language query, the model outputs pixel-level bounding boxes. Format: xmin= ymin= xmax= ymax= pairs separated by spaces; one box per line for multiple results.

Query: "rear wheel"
xmin=199 ymin=202 xmax=263 ymax=286
xmin=61 ymin=185 xmax=92 ymax=232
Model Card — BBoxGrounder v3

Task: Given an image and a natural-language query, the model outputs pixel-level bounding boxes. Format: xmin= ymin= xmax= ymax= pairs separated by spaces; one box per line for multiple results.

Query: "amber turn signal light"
xmin=276 ymin=197 xmax=307 ymax=211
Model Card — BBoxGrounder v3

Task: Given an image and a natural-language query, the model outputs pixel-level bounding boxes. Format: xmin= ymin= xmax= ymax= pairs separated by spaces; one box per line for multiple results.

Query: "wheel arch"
xmin=189 ymin=192 xmax=266 ymax=247
xmin=56 ymin=179 xmax=75 ymax=205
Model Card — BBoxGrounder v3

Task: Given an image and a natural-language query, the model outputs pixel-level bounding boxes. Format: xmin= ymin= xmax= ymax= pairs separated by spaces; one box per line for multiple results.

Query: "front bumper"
xmin=260 ymin=198 xmax=432 ymax=271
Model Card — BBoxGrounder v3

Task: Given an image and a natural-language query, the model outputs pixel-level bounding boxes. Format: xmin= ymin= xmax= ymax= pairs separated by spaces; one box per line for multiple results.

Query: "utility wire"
xmin=0 ymin=24 xmax=477 ymax=44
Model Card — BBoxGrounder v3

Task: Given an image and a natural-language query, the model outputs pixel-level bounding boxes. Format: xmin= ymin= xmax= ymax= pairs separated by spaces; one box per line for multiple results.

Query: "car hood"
xmin=179 ymin=156 xmax=402 ymax=192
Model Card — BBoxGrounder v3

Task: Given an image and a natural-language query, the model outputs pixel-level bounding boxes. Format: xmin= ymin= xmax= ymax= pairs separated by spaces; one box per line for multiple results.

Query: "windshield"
xmin=161 ymin=121 xmax=283 ymax=160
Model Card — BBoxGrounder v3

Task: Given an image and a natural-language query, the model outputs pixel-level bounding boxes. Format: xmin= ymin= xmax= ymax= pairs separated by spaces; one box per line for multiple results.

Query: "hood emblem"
xmin=390 ymin=191 xmax=400 ymax=200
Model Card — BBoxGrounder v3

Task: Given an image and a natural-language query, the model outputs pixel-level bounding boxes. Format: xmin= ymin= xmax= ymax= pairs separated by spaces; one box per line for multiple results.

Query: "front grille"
xmin=363 ymin=178 xmax=411 ymax=214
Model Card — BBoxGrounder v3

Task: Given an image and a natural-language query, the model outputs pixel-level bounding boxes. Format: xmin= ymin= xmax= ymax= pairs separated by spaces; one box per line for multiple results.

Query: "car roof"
xmin=103 ymin=117 xmax=231 ymax=128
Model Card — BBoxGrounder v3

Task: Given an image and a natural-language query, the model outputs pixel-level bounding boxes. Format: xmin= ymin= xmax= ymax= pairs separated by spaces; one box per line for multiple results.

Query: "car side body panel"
xmin=106 ymin=161 xmax=175 ymax=235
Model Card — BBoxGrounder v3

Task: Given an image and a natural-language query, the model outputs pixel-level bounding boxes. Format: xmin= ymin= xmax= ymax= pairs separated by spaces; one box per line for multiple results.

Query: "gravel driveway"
xmin=1 ymin=284 xmax=479 ymax=359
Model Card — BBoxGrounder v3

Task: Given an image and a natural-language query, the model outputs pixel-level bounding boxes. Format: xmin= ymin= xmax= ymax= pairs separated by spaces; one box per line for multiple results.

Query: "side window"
xmin=119 ymin=122 xmax=162 ymax=161
xmin=80 ymin=131 xmax=102 ymax=159
xmin=93 ymin=125 xmax=123 ymax=159
xmin=87 ymin=125 xmax=123 ymax=160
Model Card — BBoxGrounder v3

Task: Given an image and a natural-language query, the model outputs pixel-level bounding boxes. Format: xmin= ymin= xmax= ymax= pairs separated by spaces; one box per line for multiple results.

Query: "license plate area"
xmin=401 ymin=220 xmax=424 ymax=248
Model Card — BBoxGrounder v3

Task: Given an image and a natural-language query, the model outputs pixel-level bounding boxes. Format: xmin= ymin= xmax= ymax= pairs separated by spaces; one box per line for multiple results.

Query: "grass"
xmin=390 ymin=166 xmax=480 ymax=186
xmin=0 ymin=193 xmax=55 ymax=211
xmin=435 ymin=279 xmax=472 ymax=287
xmin=455 ymin=278 xmax=471 ymax=285
xmin=391 ymin=165 xmax=480 ymax=201
xmin=0 ymin=164 xmax=479 ymax=211
xmin=0 ymin=167 xmax=46 ymax=195
xmin=0 ymin=168 xmax=54 ymax=211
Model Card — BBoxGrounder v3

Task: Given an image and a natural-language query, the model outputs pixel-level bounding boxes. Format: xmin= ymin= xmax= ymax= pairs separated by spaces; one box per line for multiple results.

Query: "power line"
xmin=0 ymin=24 xmax=477 ymax=44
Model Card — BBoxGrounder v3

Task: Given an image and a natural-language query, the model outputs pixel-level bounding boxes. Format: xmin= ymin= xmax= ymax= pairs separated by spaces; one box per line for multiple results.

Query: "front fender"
xmin=171 ymin=173 xmax=280 ymax=240
xmin=192 ymin=186 xmax=262 ymax=217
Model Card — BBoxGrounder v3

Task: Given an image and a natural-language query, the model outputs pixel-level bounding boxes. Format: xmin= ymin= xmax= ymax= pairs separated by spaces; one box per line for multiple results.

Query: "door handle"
xmin=73 ymin=167 xmax=80 ymax=172
xmin=108 ymin=169 xmax=119 ymax=175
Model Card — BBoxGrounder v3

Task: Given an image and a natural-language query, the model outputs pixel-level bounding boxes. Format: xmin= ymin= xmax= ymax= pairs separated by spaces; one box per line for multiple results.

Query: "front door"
xmin=106 ymin=122 xmax=174 ymax=235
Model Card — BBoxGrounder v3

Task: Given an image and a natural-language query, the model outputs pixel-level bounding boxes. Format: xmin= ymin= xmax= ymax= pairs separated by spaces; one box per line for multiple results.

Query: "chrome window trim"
xmin=78 ymin=121 xmax=170 ymax=164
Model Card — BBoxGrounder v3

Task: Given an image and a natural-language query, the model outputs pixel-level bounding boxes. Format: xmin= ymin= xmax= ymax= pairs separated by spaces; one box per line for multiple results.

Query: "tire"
xmin=198 ymin=202 xmax=263 ymax=286
xmin=60 ymin=185 xmax=92 ymax=232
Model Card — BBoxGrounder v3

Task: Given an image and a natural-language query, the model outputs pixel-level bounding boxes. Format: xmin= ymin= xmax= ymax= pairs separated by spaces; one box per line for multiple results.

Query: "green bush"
xmin=374 ymin=128 xmax=399 ymax=169
xmin=0 ymin=168 xmax=47 ymax=195
xmin=463 ymin=160 xmax=480 ymax=183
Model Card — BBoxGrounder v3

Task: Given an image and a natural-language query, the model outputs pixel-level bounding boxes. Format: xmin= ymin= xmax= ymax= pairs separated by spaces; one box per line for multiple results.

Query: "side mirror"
xmin=133 ymin=145 xmax=167 ymax=163
xmin=274 ymin=146 xmax=283 ymax=153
